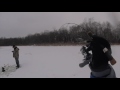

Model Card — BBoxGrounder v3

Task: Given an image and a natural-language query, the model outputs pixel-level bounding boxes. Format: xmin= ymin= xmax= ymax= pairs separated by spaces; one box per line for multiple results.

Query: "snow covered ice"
xmin=0 ymin=45 xmax=119 ymax=78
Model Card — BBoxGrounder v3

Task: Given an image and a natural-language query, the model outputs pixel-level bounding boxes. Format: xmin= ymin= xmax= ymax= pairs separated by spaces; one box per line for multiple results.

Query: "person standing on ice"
xmin=12 ymin=45 xmax=20 ymax=69
xmin=79 ymin=31 xmax=117 ymax=78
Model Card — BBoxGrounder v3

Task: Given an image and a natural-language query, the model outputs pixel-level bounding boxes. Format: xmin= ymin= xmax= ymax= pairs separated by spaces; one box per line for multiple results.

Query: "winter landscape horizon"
xmin=0 ymin=45 xmax=119 ymax=78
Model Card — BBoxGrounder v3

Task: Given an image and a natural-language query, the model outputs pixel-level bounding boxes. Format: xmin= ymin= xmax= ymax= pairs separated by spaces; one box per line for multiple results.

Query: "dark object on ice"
xmin=2 ymin=67 xmax=5 ymax=72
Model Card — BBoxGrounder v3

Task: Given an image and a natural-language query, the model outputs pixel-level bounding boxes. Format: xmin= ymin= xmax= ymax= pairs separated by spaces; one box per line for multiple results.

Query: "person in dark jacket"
xmin=79 ymin=31 xmax=116 ymax=78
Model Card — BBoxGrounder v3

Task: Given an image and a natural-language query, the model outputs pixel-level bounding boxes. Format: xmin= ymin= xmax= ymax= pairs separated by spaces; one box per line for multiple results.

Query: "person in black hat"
xmin=79 ymin=31 xmax=116 ymax=78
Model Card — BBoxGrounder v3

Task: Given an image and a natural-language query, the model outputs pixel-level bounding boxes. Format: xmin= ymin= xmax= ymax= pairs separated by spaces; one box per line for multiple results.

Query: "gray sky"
xmin=0 ymin=12 xmax=120 ymax=38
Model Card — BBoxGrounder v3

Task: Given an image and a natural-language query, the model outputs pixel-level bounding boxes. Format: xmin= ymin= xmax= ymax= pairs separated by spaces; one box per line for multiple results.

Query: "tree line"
xmin=0 ymin=18 xmax=120 ymax=46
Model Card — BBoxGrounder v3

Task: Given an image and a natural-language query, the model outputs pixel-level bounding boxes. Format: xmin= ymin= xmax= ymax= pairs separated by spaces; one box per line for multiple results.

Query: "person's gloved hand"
xmin=79 ymin=63 xmax=85 ymax=68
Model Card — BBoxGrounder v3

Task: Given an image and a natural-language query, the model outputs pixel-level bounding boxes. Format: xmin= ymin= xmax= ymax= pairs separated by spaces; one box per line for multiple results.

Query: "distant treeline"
xmin=0 ymin=18 xmax=120 ymax=46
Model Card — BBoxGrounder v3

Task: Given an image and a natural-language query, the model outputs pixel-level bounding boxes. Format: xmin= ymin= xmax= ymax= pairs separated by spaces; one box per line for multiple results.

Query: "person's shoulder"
xmin=93 ymin=35 xmax=106 ymax=40
xmin=16 ymin=47 xmax=19 ymax=50
xmin=92 ymin=35 xmax=101 ymax=38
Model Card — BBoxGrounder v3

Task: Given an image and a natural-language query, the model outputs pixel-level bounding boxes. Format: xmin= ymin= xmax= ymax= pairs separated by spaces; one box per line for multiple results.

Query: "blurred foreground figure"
xmin=79 ymin=31 xmax=117 ymax=78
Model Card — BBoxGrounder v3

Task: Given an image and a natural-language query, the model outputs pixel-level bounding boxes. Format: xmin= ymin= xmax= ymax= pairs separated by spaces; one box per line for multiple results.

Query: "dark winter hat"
xmin=87 ymin=31 xmax=93 ymax=37
xmin=13 ymin=45 xmax=16 ymax=47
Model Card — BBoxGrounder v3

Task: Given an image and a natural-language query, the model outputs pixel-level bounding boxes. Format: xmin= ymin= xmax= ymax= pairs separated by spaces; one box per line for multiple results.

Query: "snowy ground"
xmin=0 ymin=45 xmax=120 ymax=78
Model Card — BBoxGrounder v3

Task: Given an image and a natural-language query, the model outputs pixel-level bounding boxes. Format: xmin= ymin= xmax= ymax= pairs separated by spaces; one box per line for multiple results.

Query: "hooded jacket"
xmin=13 ymin=47 xmax=19 ymax=58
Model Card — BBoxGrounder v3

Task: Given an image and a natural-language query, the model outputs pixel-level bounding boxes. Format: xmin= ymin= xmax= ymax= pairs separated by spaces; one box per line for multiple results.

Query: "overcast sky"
xmin=0 ymin=12 xmax=120 ymax=38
